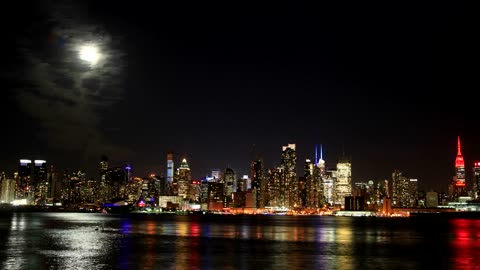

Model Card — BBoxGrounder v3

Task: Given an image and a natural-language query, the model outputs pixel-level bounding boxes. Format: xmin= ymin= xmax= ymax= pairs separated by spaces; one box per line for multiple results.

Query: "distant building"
xmin=335 ymin=155 xmax=352 ymax=208
xmin=452 ymin=136 xmax=466 ymax=200
xmin=176 ymin=158 xmax=191 ymax=198
xmin=166 ymin=151 xmax=174 ymax=191
xmin=426 ymin=191 xmax=438 ymax=208
xmin=392 ymin=170 xmax=409 ymax=207
xmin=408 ymin=179 xmax=418 ymax=207
xmin=281 ymin=143 xmax=297 ymax=209
xmin=473 ymin=162 xmax=480 ymax=199
xmin=1 ymin=177 xmax=15 ymax=203
xmin=224 ymin=167 xmax=235 ymax=204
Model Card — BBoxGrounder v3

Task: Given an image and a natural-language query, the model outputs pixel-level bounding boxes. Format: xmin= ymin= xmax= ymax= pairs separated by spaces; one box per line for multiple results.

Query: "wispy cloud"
xmin=10 ymin=1 xmax=131 ymax=164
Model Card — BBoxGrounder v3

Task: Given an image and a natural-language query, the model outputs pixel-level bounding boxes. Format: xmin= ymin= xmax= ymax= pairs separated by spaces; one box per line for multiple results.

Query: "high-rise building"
xmin=176 ymin=158 xmax=191 ymax=198
xmin=335 ymin=155 xmax=352 ymax=207
xmin=251 ymin=159 xmax=265 ymax=208
xmin=1 ymin=173 xmax=15 ymax=204
xmin=455 ymin=136 xmax=466 ymax=185
xmin=166 ymin=151 xmax=174 ymax=185
xmin=473 ymin=162 xmax=480 ymax=198
xmin=281 ymin=143 xmax=297 ymax=209
xmin=17 ymin=159 xmax=32 ymax=202
xmin=452 ymin=136 xmax=466 ymax=200
xmin=392 ymin=170 xmax=409 ymax=207
xmin=223 ymin=167 xmax=235 ymax=206
xmin=33 ymin=160 xmax=48 ymax=204
xmin=408 ymin=179 xmax=418 ymax=207
xmin=316 ymin=144 xmax=326 ymax=174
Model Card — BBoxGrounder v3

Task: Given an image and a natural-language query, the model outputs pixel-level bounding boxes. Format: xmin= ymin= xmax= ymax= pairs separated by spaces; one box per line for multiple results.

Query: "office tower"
xmin=473 ymin=162 xmax=480 ymax=198
xmin=281 ymin=143 xmax=297 ymax=209
xmin=167 ymin=150 xmax=174 ymax=185
xmin=223 ymin=167 xmax=235 ymax=206
xmin=1 ymin=173 xmax=15 ymax=204
xmin=305 ymin=154 xmax=323 ymax=208
xmin=251 ymin=159 xmax=265 ymax=208
xmin=335 ymin=155 xmax=352 ymax=207
xmin=189 ymin=179 xmax=201 ymax=202
xmin=33 ymin=160 xmax=48 ymax=204
xmin=17 ymin=159 xmax=32 ymax=202
xmin=99 ymin=155 xmax=108 ymax=190
xmin=304 ymin=159 xmax=313 ymax=177
xmin=408 ymin=179 xmax=418 ymax=207
xmin=207 ymin=181 xmax=224 ymax=210
xmin=266 ymin=167 xmax=283 ymax=208
xmin=19 ymin=159 xmax=32 ymax=177
xmin=176 ymin=158 xmax=191 ymax=198
xmin=323 ymin=168 xmax=335 ymax=205
xmin=392 ymin=170 xmax=409 ymax=207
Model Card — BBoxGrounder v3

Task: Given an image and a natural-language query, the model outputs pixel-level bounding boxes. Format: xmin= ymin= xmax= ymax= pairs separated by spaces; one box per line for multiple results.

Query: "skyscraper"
xmin=452 ymin=136 xmax=466 ymax=200
xmin=281 ymin=143 xmax=297 ymax=209
xmin=251 ymin=158 xmax=265 ymax=208
xmin=176 ymin=158 xmax=191 ymax=198
xmin=455 ymin=136 xmax=466 ymax=186
xmin=473 ymin=162 xmax=480 ymax=198
xmin=166 ymin=151 xmax=174 ymax=185
xmin=33 ymin=160 xmax=47 ymax=204
xmin=335 ymin=155 xmax=352 ymax=207
xmin=17 ymin=159 xmax=32 ymax=202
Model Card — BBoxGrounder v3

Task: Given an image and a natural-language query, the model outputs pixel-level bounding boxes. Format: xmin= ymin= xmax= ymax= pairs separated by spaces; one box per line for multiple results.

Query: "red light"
xmin=138 ymin=201 xmax=145 ymax=207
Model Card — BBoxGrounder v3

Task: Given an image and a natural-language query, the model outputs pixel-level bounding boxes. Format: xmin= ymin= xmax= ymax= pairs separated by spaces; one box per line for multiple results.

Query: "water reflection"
xmin=3 ymin=213 xmax=480 ymax=269
xmin=450 ymin=218 xmax=480 ymax=270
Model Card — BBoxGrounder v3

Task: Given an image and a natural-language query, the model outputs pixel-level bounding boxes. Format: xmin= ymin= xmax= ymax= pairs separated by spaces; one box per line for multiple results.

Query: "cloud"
xmin=10 ymin=1 xmax=131 ymax=163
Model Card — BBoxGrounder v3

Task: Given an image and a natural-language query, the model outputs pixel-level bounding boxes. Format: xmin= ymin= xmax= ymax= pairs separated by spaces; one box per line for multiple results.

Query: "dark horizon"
xmin=1 ymin=1 xmax=477 ymax=193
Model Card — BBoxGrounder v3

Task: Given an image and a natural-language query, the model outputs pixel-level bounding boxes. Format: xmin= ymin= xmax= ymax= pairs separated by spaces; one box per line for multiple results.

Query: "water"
xmin=1 ymin=212 xmax=480 ymax=270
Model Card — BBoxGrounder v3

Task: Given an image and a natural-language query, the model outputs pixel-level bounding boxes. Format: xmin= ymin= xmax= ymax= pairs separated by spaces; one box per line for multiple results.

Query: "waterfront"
xmin=1 ymin=212 xmax=480 ymax=269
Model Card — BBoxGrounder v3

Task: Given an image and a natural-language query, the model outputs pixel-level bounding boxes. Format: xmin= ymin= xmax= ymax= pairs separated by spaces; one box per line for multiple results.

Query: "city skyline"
xmin=1 ymin=1 xmax=476 ymax=192
xmin=2 ymin=136 xmax=480 ymax=194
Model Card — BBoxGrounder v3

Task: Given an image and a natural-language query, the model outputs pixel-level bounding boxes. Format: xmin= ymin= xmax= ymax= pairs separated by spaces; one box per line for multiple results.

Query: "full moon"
xmin=79 ymin=44 xmax=100 ymax=65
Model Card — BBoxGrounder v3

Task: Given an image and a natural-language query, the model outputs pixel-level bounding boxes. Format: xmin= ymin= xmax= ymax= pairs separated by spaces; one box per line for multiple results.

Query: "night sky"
xmin=1 ymin=1 xmax=476 ymax=192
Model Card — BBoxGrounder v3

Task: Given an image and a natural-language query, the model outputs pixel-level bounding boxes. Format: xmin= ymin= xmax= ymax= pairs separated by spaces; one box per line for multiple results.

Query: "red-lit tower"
xmin=455 ymin=136 xmax=466 ymax=185
xmin=452 ymin=136 xmax=466 ymax=200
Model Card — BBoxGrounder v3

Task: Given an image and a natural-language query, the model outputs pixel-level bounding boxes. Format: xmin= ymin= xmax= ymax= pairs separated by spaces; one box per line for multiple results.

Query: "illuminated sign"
xmin=455 ymin=181 xmax=466 ymax=187
xmin=20 ymin=159 xmax=31 ymax=164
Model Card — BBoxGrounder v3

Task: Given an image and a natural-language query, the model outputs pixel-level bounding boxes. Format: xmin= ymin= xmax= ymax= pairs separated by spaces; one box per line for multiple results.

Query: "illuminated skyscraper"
xmin=281 ymin=143 xmax=297 ymax=209
xmin=33 ymin=160 xmax=47 ymax=204
xmin=316 ymin=144 xmax=325 ymax=174
xmin=176 ymin=158 xmax=191 ymax=198
xmin=335 ymin=155 xmax=352 ymax=207
xmin=455 ymin=136 xmax=466 ymax=185
xmin=473 ymin=162 xmax=480 ymax=198
xmin=251 ymin=158 xmax=265 ymax=208
xmin=223 ymin=167 xmax=235 ymax=205
xmin=452 ymin=136 xmax=466 ymax=200
xmin=392 ymin=170 xmax=408 ymax=207
xmin=167 ymin=151 xmax=174 ymax=185
xmin=16 ymin=159 xmax=32 ymax=202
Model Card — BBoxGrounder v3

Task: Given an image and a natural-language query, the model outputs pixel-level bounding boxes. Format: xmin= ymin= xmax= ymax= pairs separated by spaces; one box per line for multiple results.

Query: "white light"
xmin=20 ymin=159 xmax=31 ymax=164
xmin=79 ymin=44 xmax=100 ymax=65
xmin=34 ymin=160 xmax=46 ymax=164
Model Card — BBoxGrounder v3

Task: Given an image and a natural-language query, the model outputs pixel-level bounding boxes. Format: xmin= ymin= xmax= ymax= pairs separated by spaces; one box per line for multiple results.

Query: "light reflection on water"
xmin=1 ymin=212 xmax=480 ymax=269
